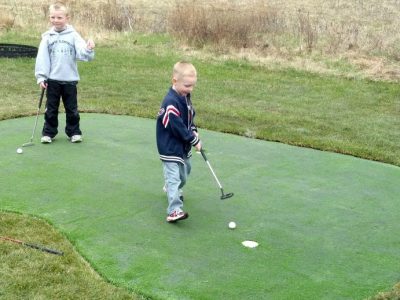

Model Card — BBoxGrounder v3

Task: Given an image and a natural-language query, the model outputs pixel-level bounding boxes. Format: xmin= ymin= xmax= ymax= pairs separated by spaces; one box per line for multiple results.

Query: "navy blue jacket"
xmin=156 ymin=87 xmax=200 ymax=164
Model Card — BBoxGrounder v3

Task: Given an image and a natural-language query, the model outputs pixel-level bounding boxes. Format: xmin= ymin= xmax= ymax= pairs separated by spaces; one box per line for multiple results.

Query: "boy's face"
xmin=173 ymin=74 xmax=197 ymax=97
xmin=49 ymin=9 xmax=69 ymax=31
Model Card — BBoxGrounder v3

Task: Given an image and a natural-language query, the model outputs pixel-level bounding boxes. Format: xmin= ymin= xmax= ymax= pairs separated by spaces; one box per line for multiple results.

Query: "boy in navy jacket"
xmin=156 ymin=61 xmax=202 ymax=222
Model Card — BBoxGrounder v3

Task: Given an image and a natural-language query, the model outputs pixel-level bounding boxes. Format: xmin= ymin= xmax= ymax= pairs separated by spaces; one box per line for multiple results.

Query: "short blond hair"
xmin=173 ymin=61 xmax=197 ymax=80
xmin=49 ymin=2 xmax=70 ymax=16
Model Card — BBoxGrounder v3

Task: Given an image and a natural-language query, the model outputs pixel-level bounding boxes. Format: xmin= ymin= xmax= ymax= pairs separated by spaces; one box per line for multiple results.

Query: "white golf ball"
xmin=228 ymin=221 xmax=236 ymax=229
xmin=16 ymin=148 xmax=23 ymax=154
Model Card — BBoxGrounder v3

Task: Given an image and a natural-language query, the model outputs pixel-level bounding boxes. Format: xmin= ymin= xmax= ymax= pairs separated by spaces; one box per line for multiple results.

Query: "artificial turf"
xmin=1 ymin=113 xmax=400 ymax=299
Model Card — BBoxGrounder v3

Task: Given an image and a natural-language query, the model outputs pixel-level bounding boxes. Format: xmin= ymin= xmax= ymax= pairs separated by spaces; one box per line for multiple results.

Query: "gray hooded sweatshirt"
xmin=35 ymin=25 xmax=94 ymax=84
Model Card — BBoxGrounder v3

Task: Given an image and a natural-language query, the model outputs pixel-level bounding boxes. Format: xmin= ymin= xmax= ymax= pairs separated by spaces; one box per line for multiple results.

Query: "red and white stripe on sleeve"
xmin=162 ymin=105 xmax=180 ymax=128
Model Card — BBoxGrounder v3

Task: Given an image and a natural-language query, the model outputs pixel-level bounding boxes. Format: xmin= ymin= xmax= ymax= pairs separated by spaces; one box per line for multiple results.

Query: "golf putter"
xmin=200 ymin=149 xmax=234 ymax=200
xmin=0 ymin=236 xmax=63 ymax=256
xmin=22 ymin=87 xmax=45 ymax=147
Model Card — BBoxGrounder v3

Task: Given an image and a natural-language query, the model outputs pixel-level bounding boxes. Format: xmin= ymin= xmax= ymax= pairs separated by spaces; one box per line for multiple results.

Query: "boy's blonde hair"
xmin=49 ymin=2 xmax=70 ymax=16
xmin=173 ymin=61 xmax=197 ymax=80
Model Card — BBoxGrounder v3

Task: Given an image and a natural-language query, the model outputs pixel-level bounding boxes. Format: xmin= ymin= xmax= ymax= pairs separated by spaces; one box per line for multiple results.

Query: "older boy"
xmin=35 ymin=2 xmax=95 ymax=144
xmin=156 ymin=61 xmax=202 ymax=222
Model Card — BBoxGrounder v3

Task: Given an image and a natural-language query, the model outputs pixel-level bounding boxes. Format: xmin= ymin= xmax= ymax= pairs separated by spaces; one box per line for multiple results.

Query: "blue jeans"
xmin=163 ymin=158 xmax=191 ymax=214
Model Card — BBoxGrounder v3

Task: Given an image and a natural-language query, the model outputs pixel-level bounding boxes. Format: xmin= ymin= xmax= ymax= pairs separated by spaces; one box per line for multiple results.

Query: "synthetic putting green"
xmin=1 ymin=113 xmax=400 ymax=299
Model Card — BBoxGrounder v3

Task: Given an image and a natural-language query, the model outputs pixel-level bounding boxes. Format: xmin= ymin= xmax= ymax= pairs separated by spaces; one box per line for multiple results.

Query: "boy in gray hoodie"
xmin=35 ymin=2 xmax=95 ymax=143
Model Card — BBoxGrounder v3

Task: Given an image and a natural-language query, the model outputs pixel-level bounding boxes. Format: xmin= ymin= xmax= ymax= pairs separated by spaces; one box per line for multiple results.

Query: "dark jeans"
xmin=42 ymin=80 xmax=82 ymax=138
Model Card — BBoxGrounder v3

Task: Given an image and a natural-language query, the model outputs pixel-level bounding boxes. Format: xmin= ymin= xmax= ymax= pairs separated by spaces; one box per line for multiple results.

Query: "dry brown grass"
xmin=0 ymin=10 xmax=15 ymax=30
xmin=167 ymin=2 xmax=270 ymax=49
xmin=0 ymin=0 xmax=399 ymax=81
xmin=166 ymin=0 xmax=400 ymax=81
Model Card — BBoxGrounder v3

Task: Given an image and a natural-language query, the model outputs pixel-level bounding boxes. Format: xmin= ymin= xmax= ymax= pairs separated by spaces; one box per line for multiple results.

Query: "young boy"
xmin=35 ymin=2 xmax=95 ymax=144
xmin=156 ymin=61 xmax=202 ymax=223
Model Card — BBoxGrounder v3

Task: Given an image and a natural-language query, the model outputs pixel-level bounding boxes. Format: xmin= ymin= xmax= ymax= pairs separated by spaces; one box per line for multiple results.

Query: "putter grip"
xmin=200 ymin=149 xmax=207 ymax=161
xmin=38 ymin=88 xmax=45 ymax=108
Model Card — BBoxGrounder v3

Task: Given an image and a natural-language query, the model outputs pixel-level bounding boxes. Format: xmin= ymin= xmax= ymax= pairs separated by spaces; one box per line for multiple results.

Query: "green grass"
xmin=0 ymin=211 xmax=142 ymax=299
xmin=1 ymin=114 xmax=400 ymax=300
xmin=0 ymin=32 xmax=399 ymax=166
xmin=0 ymin=31 xmax=399 ymax=299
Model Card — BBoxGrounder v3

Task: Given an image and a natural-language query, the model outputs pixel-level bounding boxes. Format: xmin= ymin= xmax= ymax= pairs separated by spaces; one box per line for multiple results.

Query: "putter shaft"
xmin=22 ymin=88 xmax=45 ymax=147
xmin=200 ymin=149 xmax=234 ymax=200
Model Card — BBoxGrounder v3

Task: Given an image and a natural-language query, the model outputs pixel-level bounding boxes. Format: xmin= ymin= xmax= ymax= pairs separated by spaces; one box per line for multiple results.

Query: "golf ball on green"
xmin=228 ymin=221 xmax=236 ymax=229
xmin=16 ymin=148 xmax=23 ymax=154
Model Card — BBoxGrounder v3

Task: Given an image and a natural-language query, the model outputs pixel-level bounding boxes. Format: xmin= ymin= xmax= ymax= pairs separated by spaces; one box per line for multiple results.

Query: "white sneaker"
xmin=70 ymin=135 xmax=83 ymax=143
xmin=166 ymin=211 xmax=189 ymax=223
xmin=41 ymin=136 xmax=52 ymax=143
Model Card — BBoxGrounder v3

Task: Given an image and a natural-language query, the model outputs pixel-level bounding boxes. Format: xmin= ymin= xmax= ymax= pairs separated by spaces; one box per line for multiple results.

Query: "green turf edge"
xmin=0 ymin=113 xmax=400 ymax=300
xmin=0 ymin=209 xmax=149 ymax=300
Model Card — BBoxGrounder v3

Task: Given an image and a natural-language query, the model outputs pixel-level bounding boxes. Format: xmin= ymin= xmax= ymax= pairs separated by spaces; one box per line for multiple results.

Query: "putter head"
xmin=220 ymin=192 xmax=234 ymax=200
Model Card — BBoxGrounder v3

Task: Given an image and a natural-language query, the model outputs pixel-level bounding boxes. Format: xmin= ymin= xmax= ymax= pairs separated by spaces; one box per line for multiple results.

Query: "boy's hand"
xmin=195 ymin=141 xmax=202 ymax=152
xmin=39 ymin=81 xmax=48 ymax=89
xmin=87 ymin=39 xmax=95 ymax=50
xmin=193 ymin=131 xmax=201 ymax=151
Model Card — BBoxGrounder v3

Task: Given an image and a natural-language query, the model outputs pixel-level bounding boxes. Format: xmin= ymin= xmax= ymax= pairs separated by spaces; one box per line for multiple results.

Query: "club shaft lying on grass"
xmin=22 ymin=88 xmax=45 ymax=147
xmin=0 ymin=236 xmax=64 ymax=256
